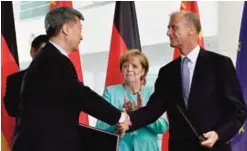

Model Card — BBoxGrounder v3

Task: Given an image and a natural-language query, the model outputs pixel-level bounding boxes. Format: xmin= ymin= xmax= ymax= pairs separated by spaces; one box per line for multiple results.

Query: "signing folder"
xmin=176 ymin=105 xmax=206 ymax=141
xmin=78 ymin=123 xmax=119 ymax=151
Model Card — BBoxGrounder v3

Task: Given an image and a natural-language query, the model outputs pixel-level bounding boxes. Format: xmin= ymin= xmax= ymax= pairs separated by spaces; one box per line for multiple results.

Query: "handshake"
xmin=116 ymin=95 xmax=142 ymax=137
xmin=116 ymin=108 xmax=132 ymax=137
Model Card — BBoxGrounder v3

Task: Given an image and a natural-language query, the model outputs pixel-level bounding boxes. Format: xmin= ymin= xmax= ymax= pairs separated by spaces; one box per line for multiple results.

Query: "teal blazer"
xmin=96 ymin=84 xmax=169 ymax=151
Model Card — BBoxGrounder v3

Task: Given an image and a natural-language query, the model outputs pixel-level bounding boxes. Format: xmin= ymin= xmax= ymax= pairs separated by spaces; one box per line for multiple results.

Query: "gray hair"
xmin=183 ymin=11 xmax=201 ymax=34
xmin=45 ymin=6 xmax=84 ymax=38
xmin=171 ymin=11 xmax=201 ymax=34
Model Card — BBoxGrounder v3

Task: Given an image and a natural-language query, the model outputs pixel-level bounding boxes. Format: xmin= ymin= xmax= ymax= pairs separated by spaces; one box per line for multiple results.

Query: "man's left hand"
xmin=200 ymin=131 xmax=219 ymax=148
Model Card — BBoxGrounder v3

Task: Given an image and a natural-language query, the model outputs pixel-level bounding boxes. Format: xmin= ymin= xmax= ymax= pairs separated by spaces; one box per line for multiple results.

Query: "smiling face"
xmin=166 ymin=13 xmax=191 ymax=48
xmin=121 ymin=56 xmax=145 ymax=84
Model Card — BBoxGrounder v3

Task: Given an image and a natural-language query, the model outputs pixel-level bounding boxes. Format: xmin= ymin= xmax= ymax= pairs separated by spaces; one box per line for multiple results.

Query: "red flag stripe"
xmin=50 ymin=1 xmax=72 ymax=9
xmin=105 ymin=1 xmax=141 ymax=88
xmin=1 ymin=2 xmax=19 ymax=150
xmin=68 ymin=52 xmax=83 ymax=81
xmin=173 ymin=48 xmax=181 ymax=60
xmin=105 ymin=25 xmax=128 ymax=87
xmin=1 ymin=35 xmax=19 ymax=150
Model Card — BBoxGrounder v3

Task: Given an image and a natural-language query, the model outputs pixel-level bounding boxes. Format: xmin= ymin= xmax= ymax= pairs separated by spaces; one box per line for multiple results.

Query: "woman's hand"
xmin=123 ymin=95 xmax=143 ymax=113
xmin=123 ymin=96 xmax=138 ymax=113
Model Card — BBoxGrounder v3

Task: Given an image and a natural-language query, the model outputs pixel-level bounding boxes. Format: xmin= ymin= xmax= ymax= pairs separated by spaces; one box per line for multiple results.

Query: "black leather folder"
xmin=78 ymin=123 xmax=119 ymax=151
xmin=176 ymin=105 xmax=206 ymax=141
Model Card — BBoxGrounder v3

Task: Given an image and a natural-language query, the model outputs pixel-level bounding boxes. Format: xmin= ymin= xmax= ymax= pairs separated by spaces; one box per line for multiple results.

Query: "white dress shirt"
xmin=180 ymin=45 xmax=200 ymax=91
xmin=49 ymin=40 xmax=69 ymax=58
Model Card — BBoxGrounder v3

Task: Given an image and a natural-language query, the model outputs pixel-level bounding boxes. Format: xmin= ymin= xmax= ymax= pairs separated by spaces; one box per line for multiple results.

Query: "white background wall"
xmin=12 ymin=1 xmax=245 ymax=126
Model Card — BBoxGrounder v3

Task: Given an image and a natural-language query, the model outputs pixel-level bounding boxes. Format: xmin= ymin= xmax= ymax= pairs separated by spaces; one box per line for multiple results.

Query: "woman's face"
xmin=121 ymin=56 xmax=145 ymax=84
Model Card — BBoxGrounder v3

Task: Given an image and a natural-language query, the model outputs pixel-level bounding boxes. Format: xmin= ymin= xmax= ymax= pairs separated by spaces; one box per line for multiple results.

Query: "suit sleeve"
xmin=67 ymin=80 xmax=122 ymax=126
xmin=4 ymin=75 xmax=20 ymax=117
xmin=145 ymin=87 xmax=169 ymax=134
xmin=41 ymin=55 xmax=122 ymax=126
xmin=215 ymin=57 xmax=247 ymax=143
xmin=129 ymin=68 xmax=171 ymax=131
xmin=95 ymin=88 xmax=117 ymax=133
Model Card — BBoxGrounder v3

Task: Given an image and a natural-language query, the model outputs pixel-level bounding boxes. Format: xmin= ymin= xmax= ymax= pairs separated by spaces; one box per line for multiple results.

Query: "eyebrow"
xmin=167 ymin=25 xmax=177 ymax=28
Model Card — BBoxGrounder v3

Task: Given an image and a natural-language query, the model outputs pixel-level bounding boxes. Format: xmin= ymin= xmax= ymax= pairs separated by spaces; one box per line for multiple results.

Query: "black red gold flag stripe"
xmin=1 ymin=1 xmax=19 ymax=151
xmin=105 ymin=1 xmax=141 ymax=87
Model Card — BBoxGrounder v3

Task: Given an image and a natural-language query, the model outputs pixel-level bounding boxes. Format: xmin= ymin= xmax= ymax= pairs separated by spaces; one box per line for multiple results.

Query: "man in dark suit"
xmin=118 ymin=11 xmax=247 ymax=151
xmin=17 ymin=6 xmax=130 ymax=151
xmin=4 ymin=34 xmax=48 ymax=151
xmin=5 ymin=34 xmax=48 ymax=117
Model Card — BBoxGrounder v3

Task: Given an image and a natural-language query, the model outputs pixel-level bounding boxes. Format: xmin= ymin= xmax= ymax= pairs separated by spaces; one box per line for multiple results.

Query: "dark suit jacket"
xmin=5 ymin=69 xmax=26 ymax=117
xmin=4 ymin=70 xmax=26 ymax=151
xmin=130 ymin=49 xmax=247 ymax=151
xmin=17 ymin=43 xmax=122 ymax=151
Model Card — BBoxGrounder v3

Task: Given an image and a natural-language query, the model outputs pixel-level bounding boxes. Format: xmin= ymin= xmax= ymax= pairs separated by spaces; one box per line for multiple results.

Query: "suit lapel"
xmin=173 ymin=57 xmax=187 ymax=110
xmin=187 ymin=48 xmax=207 ymax=110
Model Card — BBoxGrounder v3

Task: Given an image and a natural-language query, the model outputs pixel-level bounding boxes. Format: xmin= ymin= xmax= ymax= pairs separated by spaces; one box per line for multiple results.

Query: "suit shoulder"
xmin=158 ymin=58 xmax=180 ymax=74
xmin=7 ymin=70 xmax=26 ymax=81
xmin=204 ymin=50 xmax=231 ymax=61
xmin=201 ymin=50 xmax=234 ymax=72
xmin=32 ymin=43 xmax=63 ymax=63
xmin=29 ymin=43 xmax=75 ymax=75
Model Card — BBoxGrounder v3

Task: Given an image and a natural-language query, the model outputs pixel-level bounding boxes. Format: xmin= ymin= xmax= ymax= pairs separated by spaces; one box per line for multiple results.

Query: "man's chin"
xmin=72 ymin=47 xmax=79 ymax=51
xmin=170 ymin=44 xmax=176 ymax=48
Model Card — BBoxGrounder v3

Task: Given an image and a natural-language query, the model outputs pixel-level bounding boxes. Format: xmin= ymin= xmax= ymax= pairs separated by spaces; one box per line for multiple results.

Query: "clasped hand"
xmin=116 ymin=108 xmax=131 ymax=137
xmin=116 ymin=96 xmax=142 ymax=137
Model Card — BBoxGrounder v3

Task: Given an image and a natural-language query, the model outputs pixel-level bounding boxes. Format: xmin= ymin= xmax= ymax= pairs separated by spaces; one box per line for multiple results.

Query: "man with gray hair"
xmin=118 ymin=11 xmax=247 ymax=151
xmin=17 ymin=6 xmax=130 ymax=151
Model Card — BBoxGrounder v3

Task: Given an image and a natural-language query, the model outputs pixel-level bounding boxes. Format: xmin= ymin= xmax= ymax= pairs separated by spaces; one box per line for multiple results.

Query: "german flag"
xmin=50 ymin=1 xmax=88 ymax=125
xmin=105 ymin=1 xmax=141 ymax=87
xmin=1 ymin=1 xmax=19 ymax=151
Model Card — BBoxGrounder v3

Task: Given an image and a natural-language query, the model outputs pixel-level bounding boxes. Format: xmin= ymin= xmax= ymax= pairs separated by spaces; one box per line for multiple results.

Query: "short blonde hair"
xmin=119 ymin=49 xmax=149 ymax=83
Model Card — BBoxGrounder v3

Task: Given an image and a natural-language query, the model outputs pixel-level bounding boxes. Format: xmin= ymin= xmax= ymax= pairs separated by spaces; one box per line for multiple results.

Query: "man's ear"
xmin=61 ymin=23 xmax=69 ymax=36
xmin=30 ymin=48 xmax=35 ymax=58
xmin=188 ymin=24 xmax=197 ymax=36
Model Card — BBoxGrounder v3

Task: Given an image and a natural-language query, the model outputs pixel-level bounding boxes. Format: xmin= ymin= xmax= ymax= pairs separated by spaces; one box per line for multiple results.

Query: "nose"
xmin=167 ymin=28 xmax=172 ymax=37
xmin=127 ymin=65 xmax=133 ymax=71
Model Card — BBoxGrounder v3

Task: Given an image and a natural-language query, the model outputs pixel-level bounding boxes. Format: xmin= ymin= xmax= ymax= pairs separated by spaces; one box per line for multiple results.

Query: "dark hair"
xmin=31 ymin=34 xmax=48 ymax=50
xmin=45 ymin=6 xmax=84 ymax=38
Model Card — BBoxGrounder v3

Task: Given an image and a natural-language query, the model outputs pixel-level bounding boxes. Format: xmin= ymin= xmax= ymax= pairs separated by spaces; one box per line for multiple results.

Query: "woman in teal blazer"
xmin=96 ymin=49 xmax=169 ymax=151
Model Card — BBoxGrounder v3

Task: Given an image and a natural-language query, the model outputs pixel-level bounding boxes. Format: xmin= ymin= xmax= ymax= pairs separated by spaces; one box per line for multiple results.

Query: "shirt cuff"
xmin=118 ymin=112 xmax=126 ymax=123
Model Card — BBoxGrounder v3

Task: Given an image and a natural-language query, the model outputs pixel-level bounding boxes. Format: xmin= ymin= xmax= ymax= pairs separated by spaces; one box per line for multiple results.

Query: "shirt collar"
xmin=49 ymin=40 xmax=69 ymax=58
xmin=180 ymin=45 xmax=200 ymax=63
